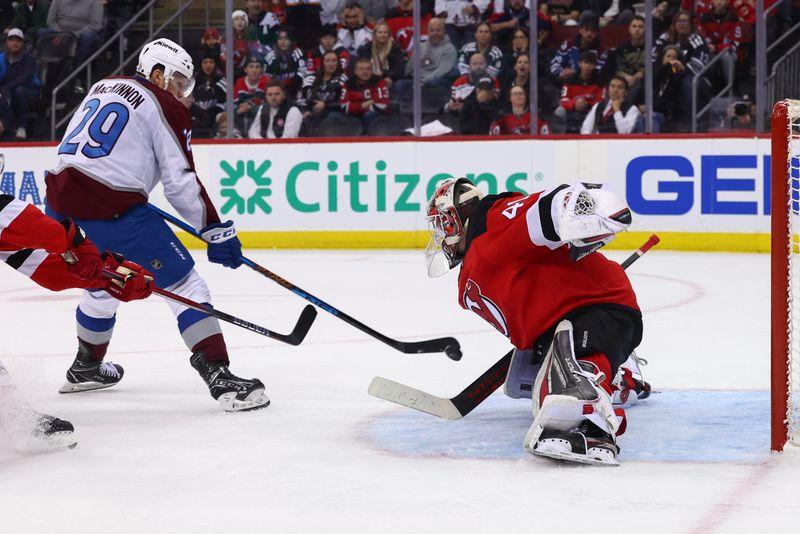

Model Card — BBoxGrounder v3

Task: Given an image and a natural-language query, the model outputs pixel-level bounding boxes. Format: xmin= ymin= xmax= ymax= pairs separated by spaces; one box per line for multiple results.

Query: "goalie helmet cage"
xmin=772 ymin=99 xmax=800 ymax=451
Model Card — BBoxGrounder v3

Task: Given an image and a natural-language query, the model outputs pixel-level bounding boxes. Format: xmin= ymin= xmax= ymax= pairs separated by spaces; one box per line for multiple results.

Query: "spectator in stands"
xmin=357 ymin=22 xmax=405 ymax=89
xmin=43 ymin=0 xmax=103 ymax=93
xmin=0 ymin=28 xmax=38 ymax=139
xmin=403 ymin=16 xmax=457 ymax=87
xmin=651 ymin=0 xmax=680 ymax=36
xmin=583 ymin=0 xmax=634 ymax=27
xmin=458 ymin=22 xmax=503 ymax=78
xmin=265 ymin=29 xmax=307 ymax=94
xmin=341 ymin=56 xmax=390 ymax=125
xmin=490 ymin=85 xmax=551 ymax=135
xmin=435 ymin=0 xmax=490 ymax=49
xmin=580 ymin=75 xmax=639 ymax=133
xmin=308 ymin=24 xmax=351 ymax=72
xmin=249 ymin=79 xmax=303 ymax=138
xmin=191 ymin=53 xmax=227 ymax=137
xmin=727 ymin=95 xmax=755 ymax=130
xmin=459 ymin=76 xmax=500 ymax=134
xmin=12 ymin=0 xmax=49 ymax=42
xmin=200 ymin=28 xmax=223 ymax=67
xmin=654 ymin=10 xmax=711 ymax=120
xmin=446 ymin=52 xmax=499 ymax=113
xmin=321 ymin=0 xmax=346 ymax=26
xmin=234 ymin=55 xmax=271 ymax=132
xmin=611 ymin=14 xmax=645 ymax=105
xmin=653 ymin=44 xmax=687 ymax=130
xmin=215 ymin=111 xmax=243 ymax=138
xmin=486 ymin=0 xmax=532 ymax=52
xmin=338 ymin=2 xmax=374 ymax=55
xmin=221 ymin=10 xmax=255 ymax=79
xmin=698 ymin=0 xmax=740 ymax=85
xmin=246 ymin=0 xmax=281 ymax=47
xmin=539 ymin=0 xmax=582 ymax=26
xmin=385 ymin=0 xmax=433 ymax=56
xmin=555 ymin=49 xmax=604 ymax=132
xmin=286 ymin=0 xmax=322 ymax=52
xmin=500 ymin=52 xmax=529 ymax=102
xmin=358 ymin=0 xmax=391 ymax=23
xmin=298 ymin=49 xmax=347 ymax=122
xmin=550 ymin=12 xmax=607 ymax=84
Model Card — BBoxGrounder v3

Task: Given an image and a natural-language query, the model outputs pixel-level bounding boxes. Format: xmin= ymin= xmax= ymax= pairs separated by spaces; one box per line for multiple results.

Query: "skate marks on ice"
xmin=362 ymin=389 xmax=770 ymax=464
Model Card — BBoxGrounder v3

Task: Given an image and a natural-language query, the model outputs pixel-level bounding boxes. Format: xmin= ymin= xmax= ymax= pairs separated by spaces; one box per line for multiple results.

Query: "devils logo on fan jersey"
xmin=462 ymin=279 xmax=509 ymax=337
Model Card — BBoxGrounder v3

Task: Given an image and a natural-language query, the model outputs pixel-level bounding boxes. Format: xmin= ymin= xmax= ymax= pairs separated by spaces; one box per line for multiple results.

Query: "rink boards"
xmin=0 ymin=134 xmax=774 ymax=252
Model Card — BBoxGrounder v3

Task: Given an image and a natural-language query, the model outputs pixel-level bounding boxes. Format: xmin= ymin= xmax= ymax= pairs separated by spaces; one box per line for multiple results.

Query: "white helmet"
xmin=137 ymin=38 xmax=195 ymax=97
xmin=424 ymin=178 xmax=484 ymax=277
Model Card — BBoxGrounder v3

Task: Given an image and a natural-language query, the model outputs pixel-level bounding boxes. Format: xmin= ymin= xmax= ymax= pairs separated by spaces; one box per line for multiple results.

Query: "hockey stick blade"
xmin=368 ymin=350 xmax=512 ymax=419
xmin=282 ymin=304 xmax=318 ymax=345
xmin=369 ymin=235 xmax=660 ymax=419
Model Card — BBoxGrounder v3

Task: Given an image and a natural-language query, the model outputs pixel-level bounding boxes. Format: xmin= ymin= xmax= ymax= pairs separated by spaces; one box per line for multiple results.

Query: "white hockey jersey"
xmin=46 ymin=76 xmax=220 ymax=230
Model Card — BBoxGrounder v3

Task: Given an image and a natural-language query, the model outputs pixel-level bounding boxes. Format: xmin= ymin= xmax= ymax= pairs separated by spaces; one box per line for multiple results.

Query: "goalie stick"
xmin=102 ymin=268 xmax=317 ymax=346
xmin=368 ymin=234 xmax=661 ymax=419
xmin=149 ymin=204 xmax=462 ymax=360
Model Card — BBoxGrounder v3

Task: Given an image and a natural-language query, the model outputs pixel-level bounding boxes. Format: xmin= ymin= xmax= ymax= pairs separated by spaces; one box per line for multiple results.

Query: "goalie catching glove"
xmin=552 ymin=183 xmax=632 ymax=261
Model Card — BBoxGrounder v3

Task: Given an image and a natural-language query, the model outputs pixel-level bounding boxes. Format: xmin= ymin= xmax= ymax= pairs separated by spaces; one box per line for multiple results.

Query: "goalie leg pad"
xmin=526 ymin=321 xmax=621 ymax=457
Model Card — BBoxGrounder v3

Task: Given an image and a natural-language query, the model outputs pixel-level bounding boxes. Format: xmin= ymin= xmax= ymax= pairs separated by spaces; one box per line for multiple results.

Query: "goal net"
xmin=772 ymin=99 xmax=800 ymax=451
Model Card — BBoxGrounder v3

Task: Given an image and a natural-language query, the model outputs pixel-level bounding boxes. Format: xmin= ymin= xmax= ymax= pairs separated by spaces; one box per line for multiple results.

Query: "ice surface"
xmin=1 ymin=250 xmax=798 ymax=533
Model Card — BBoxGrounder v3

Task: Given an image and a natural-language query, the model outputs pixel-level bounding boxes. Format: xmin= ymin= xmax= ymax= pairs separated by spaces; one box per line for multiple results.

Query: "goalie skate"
xmin=524 ymin=320 xmax=621 ymax=465
xmin=612 ymin=352 xmax=651 ymax=405
xmin=527 ymin=421 xmax=619 ymax=466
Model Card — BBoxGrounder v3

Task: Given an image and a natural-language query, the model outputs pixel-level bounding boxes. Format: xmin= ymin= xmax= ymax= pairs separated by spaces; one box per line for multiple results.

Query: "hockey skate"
xmin=524 ymin=320 xmax=621 ymax=466
xmin=190 ymin=351 xmax=270 ymax=412
xmin=59 ymin=342 xmax=124 ymax=394
xmin=15 ymin=414 xmax=78 ymax=453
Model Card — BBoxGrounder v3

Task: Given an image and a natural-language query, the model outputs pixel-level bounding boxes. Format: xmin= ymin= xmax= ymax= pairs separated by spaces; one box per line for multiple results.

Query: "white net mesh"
xmin=787 ymin=100 xmax=800 ymax=445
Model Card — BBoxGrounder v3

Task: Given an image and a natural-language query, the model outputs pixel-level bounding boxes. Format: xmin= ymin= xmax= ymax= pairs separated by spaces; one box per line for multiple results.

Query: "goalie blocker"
xmin=424 ymin=179 xmax=642 ymax=465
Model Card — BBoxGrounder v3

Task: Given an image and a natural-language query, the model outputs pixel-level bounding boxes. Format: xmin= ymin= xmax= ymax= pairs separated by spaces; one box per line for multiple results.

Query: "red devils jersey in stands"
xmin=559 ymin=74 xmax=604 ymax=111
xmin=0 ymin=195 xmax=98 ymax=291
xmin=490 ymin=111 xmax=550 ymax=135
xmin=457 ymin=189 xmax=640 ymax=350
xmin=341 ymin=76 xmax=391 ymax=115
xmin=384 ymin=7 xmax=432 ymax=54
xmin=698 ymin=9 xmax=742 ymax=52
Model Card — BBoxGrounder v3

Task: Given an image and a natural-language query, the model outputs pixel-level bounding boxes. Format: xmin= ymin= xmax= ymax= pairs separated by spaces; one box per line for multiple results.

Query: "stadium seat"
xmin=421 ymin=86 xmax=452 ymax=114
xmin=312 ymin=112 xmax=364 ymax=137
xmin=36 ymin=32 xmax=78 ymax=63
xmin=365 ymin=114 xmax=413 ymax=136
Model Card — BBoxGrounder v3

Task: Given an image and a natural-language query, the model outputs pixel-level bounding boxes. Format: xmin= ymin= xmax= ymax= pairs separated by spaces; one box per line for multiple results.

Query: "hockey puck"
xmin=445 ymin=345 xmax=462 ymax=361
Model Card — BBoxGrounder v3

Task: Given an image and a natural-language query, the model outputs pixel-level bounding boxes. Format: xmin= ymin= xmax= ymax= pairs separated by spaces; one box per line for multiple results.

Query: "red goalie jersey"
xmin=457 ymin=189 xmax=640 ymax=350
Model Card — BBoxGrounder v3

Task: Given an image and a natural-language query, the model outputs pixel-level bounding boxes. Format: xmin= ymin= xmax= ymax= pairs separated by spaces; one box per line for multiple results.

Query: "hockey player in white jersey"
xmin=45 ymin=38 xmax=270 ymax=412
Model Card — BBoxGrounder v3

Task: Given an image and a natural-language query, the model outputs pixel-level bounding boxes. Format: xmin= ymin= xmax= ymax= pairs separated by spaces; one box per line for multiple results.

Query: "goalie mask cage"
xmin=772 ymin=99 xmax=800 ymax=451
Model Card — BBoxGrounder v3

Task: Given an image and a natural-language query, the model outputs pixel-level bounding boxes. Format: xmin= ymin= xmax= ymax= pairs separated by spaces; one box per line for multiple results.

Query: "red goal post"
xmin=772 ymin=99 xmax=800 ymax=451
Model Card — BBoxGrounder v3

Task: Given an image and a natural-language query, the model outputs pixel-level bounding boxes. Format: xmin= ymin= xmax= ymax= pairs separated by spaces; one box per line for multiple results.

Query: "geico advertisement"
xmin=0 ymin=137 xmax=772 ymax=232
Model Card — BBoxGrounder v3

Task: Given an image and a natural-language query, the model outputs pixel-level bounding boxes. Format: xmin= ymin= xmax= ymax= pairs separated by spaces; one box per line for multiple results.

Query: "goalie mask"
xmin=425 ymin=178 xmax=484 ymax=277
xmin=137 ymin=38 xmax=196 ymax=98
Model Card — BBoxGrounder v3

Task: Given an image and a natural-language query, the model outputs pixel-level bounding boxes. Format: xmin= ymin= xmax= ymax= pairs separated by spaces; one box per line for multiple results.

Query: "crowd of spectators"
xmin=0 ymin=0 xmax=795 ymax=140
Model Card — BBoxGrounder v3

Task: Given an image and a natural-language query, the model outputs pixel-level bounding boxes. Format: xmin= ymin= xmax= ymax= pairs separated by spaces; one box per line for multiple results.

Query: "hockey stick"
xmin=102 ymin=269 xmax=318 ymax=345
xmin=368 ymin=234 xmax=662 ymax=419
xmin=149 ymin=204 xmax=463 ymax=360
